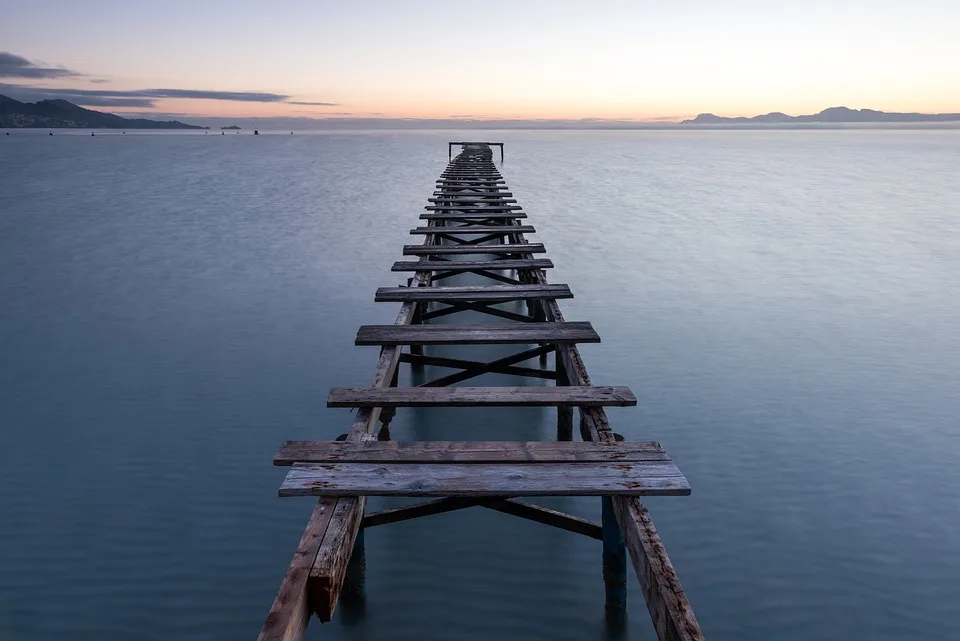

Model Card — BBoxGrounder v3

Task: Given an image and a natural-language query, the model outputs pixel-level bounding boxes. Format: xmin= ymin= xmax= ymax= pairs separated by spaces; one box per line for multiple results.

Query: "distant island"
xmin=0 ymin=94 xmax=205 ymax=129
xmin=683 ymin=106 xmax=960 ymax=125
xmin=220 ymin=125 xmax=242 ymax=130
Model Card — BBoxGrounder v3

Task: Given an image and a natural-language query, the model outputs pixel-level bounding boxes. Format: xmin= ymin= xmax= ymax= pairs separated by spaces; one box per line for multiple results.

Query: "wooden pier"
xmin=260 ymin=143 xmax=704 ymax=641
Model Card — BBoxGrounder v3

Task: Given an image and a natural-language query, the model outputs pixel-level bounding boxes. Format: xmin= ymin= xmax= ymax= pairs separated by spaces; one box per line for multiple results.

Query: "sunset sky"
xmin=2 ymin=0 xmax=958 ymax=122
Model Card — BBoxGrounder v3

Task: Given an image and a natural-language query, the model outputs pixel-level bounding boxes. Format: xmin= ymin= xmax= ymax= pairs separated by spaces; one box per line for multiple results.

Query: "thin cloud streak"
xmin=0 ymin=51 xmax=79 ymax=79
xmin=143 ymin=88 xmax=291 ymax=102
xmin=1 ymin=82 xmax=338 ymax=109
xmin=288 ymin=100 xmax=340 ymax=106
xmin=0 ymin=52 xmax=339 ymax=109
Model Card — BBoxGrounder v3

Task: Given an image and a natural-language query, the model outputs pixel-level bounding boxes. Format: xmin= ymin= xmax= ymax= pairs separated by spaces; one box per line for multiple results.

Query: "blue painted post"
xmin=602 ymin=496 xmax=626 ymax=612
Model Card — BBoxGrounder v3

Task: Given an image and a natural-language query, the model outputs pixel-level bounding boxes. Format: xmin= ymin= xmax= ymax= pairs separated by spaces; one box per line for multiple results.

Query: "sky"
xmin=2 ymin=0 xmax=959 ymax=123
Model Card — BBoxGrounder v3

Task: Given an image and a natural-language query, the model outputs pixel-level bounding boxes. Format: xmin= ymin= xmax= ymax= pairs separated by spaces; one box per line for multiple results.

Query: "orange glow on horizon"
xmin=102 ymin=96 xmax=960 ymax=123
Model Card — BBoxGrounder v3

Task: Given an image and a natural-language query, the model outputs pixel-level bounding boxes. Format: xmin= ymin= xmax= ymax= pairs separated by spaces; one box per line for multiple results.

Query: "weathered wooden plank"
xmin=420 ymin=212 xmax=528 ymax=219
xmin=307 ymin=496 xmax=364 ymax=622
xmin=440 ymin=175 xmax=502 ymax=179
xmin=410 ymin=225 xmax=535 ymax=235
xmin=425 ymin=205 xmax=523 ymax=211
xmin=354 ymin=321 xmax=600 ymax=346
xmin=275 ymin=440 xmax=670 ymax=465
xmin=280 ymin=462 xmax=690 ymax=497
xmin=257 ymin=498 xmax=337 ymax=641
xmin=431 ymin=194 xmax=515 ymax=199
xmin=437 ymin=180 xmax=506 ymax=185
xmin=437 ymin=175 xmax=505 ymax=180
xmin=612 ymin=498 xmax=704 ymax=641
xmin=326 ymin=385 xmax=636 ymax=408
xmin=433 ymin=190 xmax=510 ymax=196
xmin=402 ymin=243 xmax=546 ymax=255
xmin=392 ymin=258 xmax=551 ymax=272
xmin=375 ymin=284 xmax=572 ymax=302
xmin=429 ymin=197 xmax=517 ymax=203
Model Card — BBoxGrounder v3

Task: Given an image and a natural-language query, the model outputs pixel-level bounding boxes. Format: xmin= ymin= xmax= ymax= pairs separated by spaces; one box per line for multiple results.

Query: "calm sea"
xmin=1 ymin=129 xmax=958 ymax=641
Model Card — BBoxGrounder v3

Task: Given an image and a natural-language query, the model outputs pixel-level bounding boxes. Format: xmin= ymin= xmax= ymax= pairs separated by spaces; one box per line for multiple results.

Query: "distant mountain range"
xmin=0 ymin=94 xmax=204 ymax=129
xmin=683 ymin=106 xmax=960 ymax=125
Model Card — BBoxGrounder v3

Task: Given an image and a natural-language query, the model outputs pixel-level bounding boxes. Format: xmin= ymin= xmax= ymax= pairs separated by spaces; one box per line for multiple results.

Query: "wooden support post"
xmin=602 ymin=496 xmax=627 ymax=612
xmin=377 ymin=367 xmax=399 ymax=432
xmin=556 ymin=355 xmax=573 ymax=441
xmin=410 ymin=302 xmax=424 ymax=356
xmin=341 ymin=527 xmax=366 ymax=603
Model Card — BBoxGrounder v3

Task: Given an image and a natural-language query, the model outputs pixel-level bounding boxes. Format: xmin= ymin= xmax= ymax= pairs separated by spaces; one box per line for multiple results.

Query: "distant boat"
xmin=254 ymin=129 xmax=259 ymax=135
xmin=91 ymin=132 xmax=95 ymax=136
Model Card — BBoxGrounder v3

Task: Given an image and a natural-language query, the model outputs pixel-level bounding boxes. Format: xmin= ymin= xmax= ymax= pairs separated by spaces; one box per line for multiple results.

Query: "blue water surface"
xmin=1 ymin=129 xmax=958 ymax=640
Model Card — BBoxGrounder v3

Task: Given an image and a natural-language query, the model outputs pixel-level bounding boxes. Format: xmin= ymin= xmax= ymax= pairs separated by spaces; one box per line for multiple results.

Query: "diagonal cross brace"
xmin=404 ymin=344 xmax=556 ymax=387
xmin=420 ymin=300 xmax=536 ymax=323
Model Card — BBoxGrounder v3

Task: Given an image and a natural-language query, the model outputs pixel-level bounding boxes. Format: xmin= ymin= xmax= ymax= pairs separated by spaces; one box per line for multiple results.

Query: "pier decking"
xmin=260 ymin=143 xmax=704 ymax=641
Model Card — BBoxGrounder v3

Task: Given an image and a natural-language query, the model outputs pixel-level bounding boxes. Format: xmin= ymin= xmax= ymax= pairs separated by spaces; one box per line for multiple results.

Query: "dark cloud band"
xmin=1 ymin=82 xmax=339 ymax=108
xmin=0 ymin=51 xmax=79 ymax=79
xmin=1 ymin=52 xmax=338 ymax=108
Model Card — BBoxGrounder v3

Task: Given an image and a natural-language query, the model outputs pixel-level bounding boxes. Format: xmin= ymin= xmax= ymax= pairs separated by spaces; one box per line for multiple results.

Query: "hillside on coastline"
xmin=0 ymin=94 xmax=205 ymax=129
xmin=683 ymin=106 xmax=960 ymax=125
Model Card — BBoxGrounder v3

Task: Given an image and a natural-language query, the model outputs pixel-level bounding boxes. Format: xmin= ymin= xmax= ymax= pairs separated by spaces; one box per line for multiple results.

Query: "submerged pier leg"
xmin=340 ymin=527 xmax=367 ymax=620
xmin=602 ymin=496 xmax=627 ymax=613
xmin=410 ymin=302 xmax=424 ymax=356
xmin=377 ymin=368 xmax=399 ymax=441
xmin=556 ymin=355 xmax=573 ymax=441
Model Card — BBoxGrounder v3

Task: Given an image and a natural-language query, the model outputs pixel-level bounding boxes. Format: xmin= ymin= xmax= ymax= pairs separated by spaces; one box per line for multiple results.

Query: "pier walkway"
xmin=260 ymin=143 xmax=703 ymax=641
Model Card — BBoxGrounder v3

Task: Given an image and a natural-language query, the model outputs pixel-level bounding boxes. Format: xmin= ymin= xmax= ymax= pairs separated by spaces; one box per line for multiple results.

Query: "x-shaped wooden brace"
xmin=400 ymin=344 xmax=557 ymax=387
xmin=420 ymin=300 xmax=535 ymax=323
xmin=429 ymin=232 xmax=511 ymax=245
xmin=433 ymin=217 xmax=518 ymax=226
xmin=428 ymin=255 xmax=526 ymax=286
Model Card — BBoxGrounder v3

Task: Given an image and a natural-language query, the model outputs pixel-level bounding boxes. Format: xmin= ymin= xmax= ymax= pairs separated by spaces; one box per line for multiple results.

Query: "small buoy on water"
xmin=222 ymin=131 xmax=224 ymax=135
xmin=254 ymin=129 xmax=259 ymax=135
xmin=290 ymin=131 xmax=293 ymax=135
xmin=91 ymin=132 xmax=95 ymax=136
xmin=49 ymin=131 xmax=53 ymax=136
